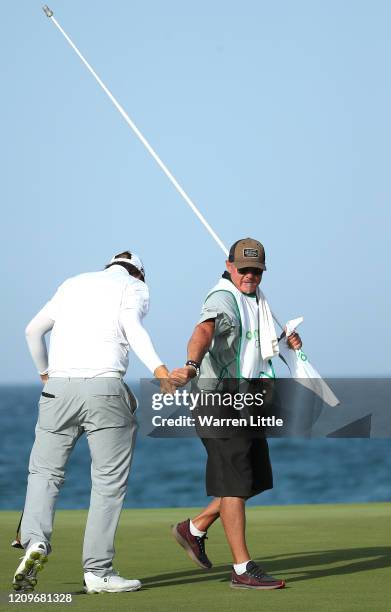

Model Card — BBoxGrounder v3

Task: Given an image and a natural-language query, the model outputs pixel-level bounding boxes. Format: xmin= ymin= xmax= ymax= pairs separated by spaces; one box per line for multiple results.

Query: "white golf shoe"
xmin=83 ymin=571 xmax=142 ymax=593
xmin=13 ymin=542 xmax=49 ymax=591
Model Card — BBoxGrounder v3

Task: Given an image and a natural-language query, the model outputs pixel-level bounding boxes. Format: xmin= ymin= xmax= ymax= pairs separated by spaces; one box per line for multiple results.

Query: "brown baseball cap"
xmin=228 ymin=238 xmax=266 ymax=271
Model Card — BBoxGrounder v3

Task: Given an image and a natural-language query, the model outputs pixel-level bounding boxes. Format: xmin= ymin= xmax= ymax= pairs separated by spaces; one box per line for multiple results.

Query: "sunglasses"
xmin=237 ymin=267 xmax=263 ymax=275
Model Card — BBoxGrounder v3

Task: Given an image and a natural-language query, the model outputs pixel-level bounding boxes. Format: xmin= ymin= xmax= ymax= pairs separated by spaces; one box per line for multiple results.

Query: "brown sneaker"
xmin=231 ymin=561 xmax=285 ymax=590
xmin=171 ymin=519 xmax=212 ymax=569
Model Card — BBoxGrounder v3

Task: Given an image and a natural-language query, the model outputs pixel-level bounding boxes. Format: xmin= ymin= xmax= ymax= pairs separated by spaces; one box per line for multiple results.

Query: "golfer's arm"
xmin=25 ymin=308 xmax=55 ymax=375
xmin=121 ymin=309 xmax=166 ymax=376
xmin=187 ymin=320 xmax=215 ymax=364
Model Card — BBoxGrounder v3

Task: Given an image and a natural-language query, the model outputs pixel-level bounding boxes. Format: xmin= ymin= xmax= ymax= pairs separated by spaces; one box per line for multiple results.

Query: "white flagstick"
xmin=42 ymin=6 xmax=228 ymax=257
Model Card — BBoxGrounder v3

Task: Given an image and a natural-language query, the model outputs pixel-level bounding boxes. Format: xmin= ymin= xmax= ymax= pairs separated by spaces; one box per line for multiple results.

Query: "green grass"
xmin=1 ymin=503 xmax=390 ymax=611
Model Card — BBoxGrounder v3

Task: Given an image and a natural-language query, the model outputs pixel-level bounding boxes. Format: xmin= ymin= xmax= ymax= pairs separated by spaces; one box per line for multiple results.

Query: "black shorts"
xmin=201 ymin=436 xmax=273 ymax=498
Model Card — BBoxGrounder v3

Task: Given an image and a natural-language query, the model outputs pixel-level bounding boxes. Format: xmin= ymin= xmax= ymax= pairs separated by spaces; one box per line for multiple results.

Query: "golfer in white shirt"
xmin=13 ymin=251 xmax=169 ymax=594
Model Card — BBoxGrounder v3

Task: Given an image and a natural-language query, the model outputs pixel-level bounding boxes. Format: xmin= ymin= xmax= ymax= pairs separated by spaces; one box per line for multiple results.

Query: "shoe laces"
xmin=195 ymin=534 xmax=208 ymax=556
xmin=246 ymin=561 xmax=266 ymax=579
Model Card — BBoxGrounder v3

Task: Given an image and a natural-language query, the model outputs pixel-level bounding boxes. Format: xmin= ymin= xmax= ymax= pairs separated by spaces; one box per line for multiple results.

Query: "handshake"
xmin=154 ymin=364 xmax=198 ymax=395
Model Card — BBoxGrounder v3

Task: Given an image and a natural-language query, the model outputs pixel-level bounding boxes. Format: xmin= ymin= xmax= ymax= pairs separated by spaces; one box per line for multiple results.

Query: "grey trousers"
xmin=21 ymin=377 xmax=138 ymax=577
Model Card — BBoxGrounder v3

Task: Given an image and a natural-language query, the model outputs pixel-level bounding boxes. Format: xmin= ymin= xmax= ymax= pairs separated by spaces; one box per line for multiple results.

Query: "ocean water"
xmin=0 ymin=385 xmax=390 ymax=510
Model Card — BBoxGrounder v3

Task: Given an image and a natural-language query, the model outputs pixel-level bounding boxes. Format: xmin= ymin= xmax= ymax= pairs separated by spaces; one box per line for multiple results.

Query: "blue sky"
xmin=1 ymin=1 xmax=390 ymax=383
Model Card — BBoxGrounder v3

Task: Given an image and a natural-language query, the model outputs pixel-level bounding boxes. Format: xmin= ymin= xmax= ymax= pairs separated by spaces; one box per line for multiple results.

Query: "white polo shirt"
xmin=25 ymin=265 xmax=163 ymax=377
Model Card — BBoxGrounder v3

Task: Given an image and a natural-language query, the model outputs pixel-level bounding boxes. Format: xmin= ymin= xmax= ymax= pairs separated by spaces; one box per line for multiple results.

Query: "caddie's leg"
xmin=21 ymin=425 xmax=80 ymax=551
xmin=83 ymin=421 xmax=137 ymax=576
xmin=192 ymin=497 xmax=221 ymax=531
xmin=219 ymin=497 xmax=251 ymax=563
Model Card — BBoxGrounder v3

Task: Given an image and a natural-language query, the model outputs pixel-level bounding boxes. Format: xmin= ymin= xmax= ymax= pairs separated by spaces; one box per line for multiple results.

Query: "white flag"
xmin=279 ymin=317 xmax=340 ymax=407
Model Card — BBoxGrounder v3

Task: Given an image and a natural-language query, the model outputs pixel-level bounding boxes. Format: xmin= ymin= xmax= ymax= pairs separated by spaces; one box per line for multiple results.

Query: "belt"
xmin=49 ymin=371 xmax=123 ymax=379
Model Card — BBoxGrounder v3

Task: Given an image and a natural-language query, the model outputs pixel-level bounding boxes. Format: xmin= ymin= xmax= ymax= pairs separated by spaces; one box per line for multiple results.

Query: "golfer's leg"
xmin=192 ymin=497 xmax=221 ymax=531
xmin=83 ymin=422 xmax=137 ymax=577
xmin=21 ymin=426 xmax=80 ymax=551
xmin=219 ymin=497 xmax=250 ymax=564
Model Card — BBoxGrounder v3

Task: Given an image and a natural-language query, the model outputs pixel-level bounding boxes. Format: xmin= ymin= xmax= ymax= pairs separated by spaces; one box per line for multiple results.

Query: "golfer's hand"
xmin=159 ymin=378 xmax=176 ymax=395
xmin=154 ymin=365 xmax=176 ymax=395
xmin=40 ymin=374 xmax=49 ymax=384
xmin=287 ymin=331 xmax=302 ymax=350
xmin=169 ymin=366 xmax=197 ymax=387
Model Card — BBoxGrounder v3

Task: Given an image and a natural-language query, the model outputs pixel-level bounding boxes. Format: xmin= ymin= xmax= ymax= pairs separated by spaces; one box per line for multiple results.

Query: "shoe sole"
xmin=84 ymin=585 xmax=141 ymax=594
xmin=13 ymin=550 xmax=48 ymax=591
xmin=231 ymin=580 xmax=285 ymax=590
xmin=171 ymin=524 xmax=212 ymax=570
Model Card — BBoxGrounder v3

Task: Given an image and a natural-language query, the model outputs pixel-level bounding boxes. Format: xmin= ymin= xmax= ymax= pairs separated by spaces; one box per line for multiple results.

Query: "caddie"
xmin=13 ymin=251 xmax=170 ymax=594
xmin=169 ymin=238 xmax=301 ymax=590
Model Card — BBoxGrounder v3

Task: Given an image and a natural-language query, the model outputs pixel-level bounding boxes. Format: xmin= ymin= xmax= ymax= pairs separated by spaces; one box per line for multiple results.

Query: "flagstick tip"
xmin=42 ymin=5 xmax=54 ymax=18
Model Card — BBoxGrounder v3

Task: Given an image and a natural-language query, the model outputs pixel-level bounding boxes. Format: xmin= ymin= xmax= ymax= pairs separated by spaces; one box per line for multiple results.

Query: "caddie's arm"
xmin=169 ymin=319 xmax=215 ymax=387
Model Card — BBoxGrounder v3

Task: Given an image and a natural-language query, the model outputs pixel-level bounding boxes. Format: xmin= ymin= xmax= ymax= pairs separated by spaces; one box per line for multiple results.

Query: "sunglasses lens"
xmin=238 ymin=267 xmax=261 ymax=275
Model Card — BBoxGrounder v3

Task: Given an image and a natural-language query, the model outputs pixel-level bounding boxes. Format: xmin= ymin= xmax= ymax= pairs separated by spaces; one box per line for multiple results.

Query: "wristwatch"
xmin=185 ymin=360 xmax=200 ymax=376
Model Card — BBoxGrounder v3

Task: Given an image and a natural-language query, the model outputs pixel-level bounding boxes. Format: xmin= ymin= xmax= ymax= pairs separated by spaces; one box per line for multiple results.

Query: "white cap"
xmin=109 ymin=252 xmax=145 ymax=277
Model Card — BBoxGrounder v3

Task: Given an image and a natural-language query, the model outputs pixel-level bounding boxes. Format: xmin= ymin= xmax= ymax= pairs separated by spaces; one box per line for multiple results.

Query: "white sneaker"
xmin=83 ymin=571 xmax=142 ymax=593
xmin=13 ymin=542 xmax=49 ymax=591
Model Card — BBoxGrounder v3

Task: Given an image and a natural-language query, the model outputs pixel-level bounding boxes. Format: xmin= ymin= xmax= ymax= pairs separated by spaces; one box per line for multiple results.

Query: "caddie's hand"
xmin=169 ymin=366 xmax=197 ymax=387
xmin=40 ymin=374 xmax=49 ymax=384
xmin=287 ymin=331 xmax=302 ymax=350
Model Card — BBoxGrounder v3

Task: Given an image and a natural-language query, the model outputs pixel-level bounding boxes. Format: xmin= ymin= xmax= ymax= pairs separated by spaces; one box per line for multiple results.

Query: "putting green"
xmin=1 ymin=503 xmax=390 ymax=611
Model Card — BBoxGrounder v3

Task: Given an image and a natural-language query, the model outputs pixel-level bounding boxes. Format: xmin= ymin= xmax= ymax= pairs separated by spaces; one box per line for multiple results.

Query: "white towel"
xmin=256 ymin=288 xmax=279 ymax=361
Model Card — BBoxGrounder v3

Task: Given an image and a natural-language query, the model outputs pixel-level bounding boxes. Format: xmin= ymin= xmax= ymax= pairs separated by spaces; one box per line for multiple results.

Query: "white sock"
xmin=189 ymin=520 xmax=206 ymax=537
xmin=233 ymin=560 xmax=251 ymax=575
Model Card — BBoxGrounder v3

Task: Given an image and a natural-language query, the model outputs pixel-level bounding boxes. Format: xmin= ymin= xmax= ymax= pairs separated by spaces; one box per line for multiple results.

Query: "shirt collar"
xmin=105 ymin=264 xmax=130 ymax=277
